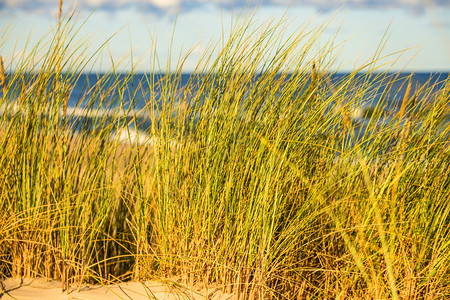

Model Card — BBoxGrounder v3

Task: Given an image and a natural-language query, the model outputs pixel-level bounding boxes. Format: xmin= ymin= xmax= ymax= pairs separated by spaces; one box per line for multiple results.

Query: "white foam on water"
xmin=0 ymin=103 xmax=156 ymax=120
xmin=110 ymin=127 xmax=180 ymax=149
xmin=65 ymin=106 xmax=154 ymax=120
xmin=111 ymin=128 xmax=151 ymax=145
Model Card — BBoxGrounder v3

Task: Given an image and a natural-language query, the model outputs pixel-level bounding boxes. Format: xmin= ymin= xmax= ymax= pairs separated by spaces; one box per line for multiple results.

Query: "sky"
xmin=0 ymin=0 xmax=449 ymax=73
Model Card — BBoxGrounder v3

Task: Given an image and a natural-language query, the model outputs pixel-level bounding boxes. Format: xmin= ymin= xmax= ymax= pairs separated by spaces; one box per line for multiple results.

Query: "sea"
xmin=2 ymin=72 xmax=449 ymax=145
xmin=67 ymin=72 xmax=449 ymax=107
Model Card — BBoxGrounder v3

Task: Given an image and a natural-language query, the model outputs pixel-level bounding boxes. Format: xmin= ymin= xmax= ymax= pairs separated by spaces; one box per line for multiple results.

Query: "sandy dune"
xmin=0 ymin=278 xmax=234 ymax=300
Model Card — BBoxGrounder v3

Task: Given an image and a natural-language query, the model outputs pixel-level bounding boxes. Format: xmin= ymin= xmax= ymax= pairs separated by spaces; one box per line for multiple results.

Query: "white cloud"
xmin=1 ymin=0 xmax=449 ymax=14
xmin=149 ymin=0 xmax=179 ymax=9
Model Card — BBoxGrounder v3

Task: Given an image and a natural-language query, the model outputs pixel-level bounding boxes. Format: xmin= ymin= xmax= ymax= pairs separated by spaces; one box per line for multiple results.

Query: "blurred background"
xmin=0 ymin=0 xmax=449 ymax=73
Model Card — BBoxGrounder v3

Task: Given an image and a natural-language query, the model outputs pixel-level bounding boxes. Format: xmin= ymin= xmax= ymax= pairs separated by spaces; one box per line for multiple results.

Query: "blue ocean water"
xmin=68 ymin=72 xmax=449 ymax=110
xmin=67 ymin=71 xmax=448 ymax=126
xmin=2 ymin=72 xmax=449 ymax=145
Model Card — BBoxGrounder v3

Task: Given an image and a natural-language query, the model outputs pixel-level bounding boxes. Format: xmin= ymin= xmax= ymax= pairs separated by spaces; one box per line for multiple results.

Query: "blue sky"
xmin=1 ymin=0 xmax=449 ymax=73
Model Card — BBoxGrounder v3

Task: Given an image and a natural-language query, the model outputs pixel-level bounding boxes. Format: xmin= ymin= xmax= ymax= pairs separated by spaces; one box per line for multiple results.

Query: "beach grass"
xmin=1 ymin=2 xmax=450 ymax=299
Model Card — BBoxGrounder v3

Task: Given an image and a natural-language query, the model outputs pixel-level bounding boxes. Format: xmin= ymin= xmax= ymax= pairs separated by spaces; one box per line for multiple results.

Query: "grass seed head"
xmin=0 ymin=55 xmax=5 ymax=96
xmin=58 ymin=0 xmax=63 ymax=25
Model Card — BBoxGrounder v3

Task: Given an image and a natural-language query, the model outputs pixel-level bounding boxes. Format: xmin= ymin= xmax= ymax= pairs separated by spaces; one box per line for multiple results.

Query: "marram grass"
xmin=1 ymin=3 xmax=450 ymax=299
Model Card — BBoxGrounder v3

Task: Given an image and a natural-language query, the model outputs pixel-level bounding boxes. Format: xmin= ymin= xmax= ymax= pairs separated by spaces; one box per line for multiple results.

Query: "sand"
xmin=0 ymin=278 xmax=235 ymax=300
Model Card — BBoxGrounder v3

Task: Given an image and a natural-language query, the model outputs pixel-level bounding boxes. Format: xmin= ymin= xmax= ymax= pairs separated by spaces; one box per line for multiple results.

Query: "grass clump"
xmin=1 ymin=2 xmax=450 ymax=299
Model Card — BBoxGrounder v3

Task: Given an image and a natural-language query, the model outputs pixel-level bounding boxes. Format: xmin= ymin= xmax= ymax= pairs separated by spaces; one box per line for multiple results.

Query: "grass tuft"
xmin=0 ymin=3 xmax=449 ymax=299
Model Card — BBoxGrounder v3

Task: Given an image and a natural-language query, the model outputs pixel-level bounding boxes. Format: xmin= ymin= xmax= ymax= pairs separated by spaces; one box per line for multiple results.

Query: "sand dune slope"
xmin=0 ymin=278 xmax=234 ymax=300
